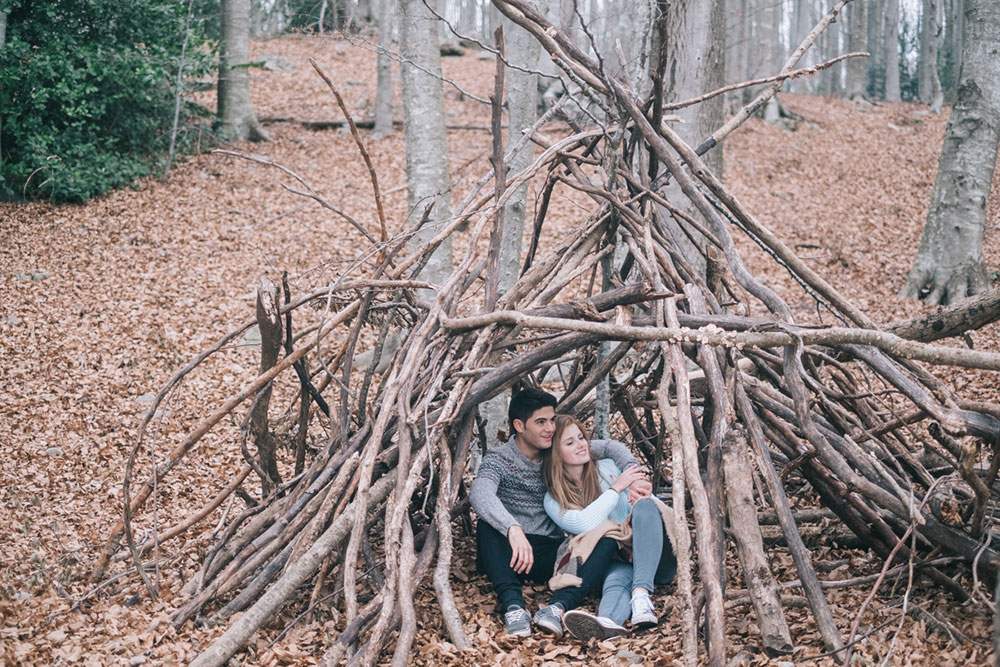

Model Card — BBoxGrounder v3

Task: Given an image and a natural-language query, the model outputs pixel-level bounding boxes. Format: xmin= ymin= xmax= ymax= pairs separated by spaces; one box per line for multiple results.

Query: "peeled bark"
xmin=899 ymin=0 xmax=1000 ymax=305
xmin=250 ymin=278 xmax=283 ymax=494
xmin=218 ymin=0 xmax=269 ymax=142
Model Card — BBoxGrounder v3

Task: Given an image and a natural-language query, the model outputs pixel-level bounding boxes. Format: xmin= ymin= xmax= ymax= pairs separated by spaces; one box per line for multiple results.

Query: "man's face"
xmin=514 ymin=406 xmax=556 ymax=452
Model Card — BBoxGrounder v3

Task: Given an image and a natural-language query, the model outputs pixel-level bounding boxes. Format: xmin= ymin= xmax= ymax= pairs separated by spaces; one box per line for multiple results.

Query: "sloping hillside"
xmin=1 ymin=33 xmax=998 ymax=665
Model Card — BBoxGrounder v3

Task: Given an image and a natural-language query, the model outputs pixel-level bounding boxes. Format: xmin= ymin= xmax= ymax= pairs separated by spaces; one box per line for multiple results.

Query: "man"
xmin=469 ymin=387 xmax=645 ymax=637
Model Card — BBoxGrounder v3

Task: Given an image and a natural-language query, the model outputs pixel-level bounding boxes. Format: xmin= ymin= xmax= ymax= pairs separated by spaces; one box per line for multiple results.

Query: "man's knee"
xmin=476 ymin=521 xmax=510 ymax=569
xmin=590 ymin=536 xmax=620 ymax=561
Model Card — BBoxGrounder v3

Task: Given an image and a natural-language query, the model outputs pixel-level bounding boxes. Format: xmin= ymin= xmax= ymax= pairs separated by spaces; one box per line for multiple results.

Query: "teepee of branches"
xmin=91 ymin=1 xmax=1000 ymax=665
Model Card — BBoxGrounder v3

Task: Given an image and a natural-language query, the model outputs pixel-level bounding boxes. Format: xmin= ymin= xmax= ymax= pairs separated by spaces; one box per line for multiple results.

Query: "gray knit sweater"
xmin=470 ymin=438 xmax=639 ymax=537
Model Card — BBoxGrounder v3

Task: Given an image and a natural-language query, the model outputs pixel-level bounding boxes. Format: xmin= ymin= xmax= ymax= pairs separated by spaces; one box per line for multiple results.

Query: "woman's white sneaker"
xmin=563 ymin=609 xmax=627 ymax=640
xmin=629 ymin=592 xmax=658 ymax=628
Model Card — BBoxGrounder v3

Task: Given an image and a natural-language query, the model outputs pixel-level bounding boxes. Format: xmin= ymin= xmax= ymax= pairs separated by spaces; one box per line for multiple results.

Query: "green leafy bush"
xmin=0 ymin=0 xmax=216 ymax=202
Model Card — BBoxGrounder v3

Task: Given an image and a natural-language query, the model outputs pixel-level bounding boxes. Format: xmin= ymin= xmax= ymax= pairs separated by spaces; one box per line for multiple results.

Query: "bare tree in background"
xmin=790 ymin=0 xmax=815 ymax=93
xmin=899 ymin=0 xmax=1000 ymax=305
xmin=400 ymin=0 xmax=453 ymax=284
xmin=373 ymin=0 xmax=394 ymax=138
xmin=658 ymin=0 xmax=727 ymax=278
xmin=846 ymin=0 xmax=868 ymax=99
xmin=218 ymin=0 xmax=269 ymax=142
xmin=919 ymin=0 xmax=944 ymax=112
xmin=945 ymin=0 xmax=965 ymax=102
xmin=751 ymin=0 xmax=782 ymax=120
xmin=884 ymin=0 xmax=901 ymax=102
xmin=477 ymin=6 xmax=542 ymax=457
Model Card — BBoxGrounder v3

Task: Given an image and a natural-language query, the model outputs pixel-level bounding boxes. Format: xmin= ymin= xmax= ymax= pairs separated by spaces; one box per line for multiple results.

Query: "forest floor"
xmin=3 ymin=33 xmax=1000 ymax=666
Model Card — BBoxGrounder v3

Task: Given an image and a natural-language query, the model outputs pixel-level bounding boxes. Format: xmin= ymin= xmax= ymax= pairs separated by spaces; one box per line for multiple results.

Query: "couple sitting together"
xmin=469 ymin=387 xmax=677 ymax=641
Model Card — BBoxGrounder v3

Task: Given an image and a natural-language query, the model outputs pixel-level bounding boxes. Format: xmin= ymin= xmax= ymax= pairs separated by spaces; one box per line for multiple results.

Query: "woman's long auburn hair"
xmin=543 ymin=415 xmax=604 ymax=512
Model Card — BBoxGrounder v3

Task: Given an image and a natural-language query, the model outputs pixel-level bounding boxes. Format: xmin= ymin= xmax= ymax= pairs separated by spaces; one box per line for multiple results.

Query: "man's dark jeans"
xmin=476 ymin=520 xmax=618 ymax=612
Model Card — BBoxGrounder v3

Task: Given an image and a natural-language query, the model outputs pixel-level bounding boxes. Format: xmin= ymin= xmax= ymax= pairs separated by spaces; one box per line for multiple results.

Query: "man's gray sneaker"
xmin=503 ymin=605 xmax=531 ymax=637
xmin=532 ymin=603 xmax=565 ymax=636
xmin=630 ymin=592 xmax=658 ymax=628
xmin=563 ymin=609 xmax=627 ymax=641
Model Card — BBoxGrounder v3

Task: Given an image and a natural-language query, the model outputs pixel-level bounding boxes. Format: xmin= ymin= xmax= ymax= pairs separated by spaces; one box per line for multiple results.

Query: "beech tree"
xmin=400 ymin=0 xmax=453 ymax=284
xmin=846 ymin=1 xmax=867 ymax=99
xmin=884 ymin=0 xmax=901 ymax=102
xmin=899 ymin=0 xmax=999 ymax=305
xmin=919 ymin=0 xmax=944 ymax=112
xmin=218 ymin=0 xmax=269 ymax=142
xmin=372 ymin=0 xmax=394 ymax=138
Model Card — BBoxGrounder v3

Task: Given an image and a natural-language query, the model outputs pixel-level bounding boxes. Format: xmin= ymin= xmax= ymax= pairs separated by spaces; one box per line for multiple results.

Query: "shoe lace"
xmin=632 ymin=594 xmax=654 ymax=615
xmin=505 ymin=608 xmax=528 ymax=624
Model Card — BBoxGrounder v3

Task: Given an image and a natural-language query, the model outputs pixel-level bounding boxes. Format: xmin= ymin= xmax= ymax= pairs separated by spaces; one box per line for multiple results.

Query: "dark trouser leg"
xmin=548 ymin=536 xmax=619 ymax=611
xmin=476 ymin=521 xmax=561 ymax=611
xmin=654 ymin=532 xmax=677 ymax=586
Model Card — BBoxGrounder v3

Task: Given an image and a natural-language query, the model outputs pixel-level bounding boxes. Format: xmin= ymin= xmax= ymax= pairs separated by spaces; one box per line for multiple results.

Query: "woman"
xmin=542 ymin=415 xmax=677 ymax=640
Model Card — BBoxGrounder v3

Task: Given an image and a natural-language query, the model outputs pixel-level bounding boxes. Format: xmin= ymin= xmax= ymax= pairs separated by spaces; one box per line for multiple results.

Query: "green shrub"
xmin=0 ymin=0 xmax=216 ymax=202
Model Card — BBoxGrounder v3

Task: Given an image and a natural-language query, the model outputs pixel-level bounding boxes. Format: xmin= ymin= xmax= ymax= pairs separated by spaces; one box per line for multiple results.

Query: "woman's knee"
xmin=632 ymin=497 xmax=659 ymax=522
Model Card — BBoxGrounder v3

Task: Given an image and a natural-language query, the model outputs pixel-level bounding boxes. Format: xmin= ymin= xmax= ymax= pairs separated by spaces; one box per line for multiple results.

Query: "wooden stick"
xmin=664 ymin=297 xmax=726 ymax=665
xmin=721 ymin=428 xmax=794 ymax=657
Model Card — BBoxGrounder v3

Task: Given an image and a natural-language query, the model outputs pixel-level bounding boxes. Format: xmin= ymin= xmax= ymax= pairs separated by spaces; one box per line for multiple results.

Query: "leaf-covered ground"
xmin=2 ymin=33 xmax=999 ymax=666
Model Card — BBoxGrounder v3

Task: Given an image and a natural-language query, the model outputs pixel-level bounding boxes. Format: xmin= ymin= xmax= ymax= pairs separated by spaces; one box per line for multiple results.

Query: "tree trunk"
xmin=458 ymin=0 xmax=477 ymax=34
xmin=498 ymin=15 xmax=539 ymax=297
xmin=400 ymin=0 xmax=453 ymax=286
xmin=740 ymin=0 xmax=754 ymax=102
xmin=726 ymin=0 xmax=747 ymax=96
xmin=846 ymin=1 xmax=868 ymax=99
xmin=867 ymin=0 xmax=885 ymax=98
xmin=218 ymin=0 xmax=269 ymax=142
xmin=752 ymin=0 xmax=780 ymax=80
xmin=789 ymin=0 xmax=814 ymax=93
xmin=819 ymin=13 xmax=834 ymax=95
xmin=946 ymin=0 xmax=965 ymax=102
xmin=658 ymin=0 xmax=726 ymax=279
xmin=477 ymin=6 xmax=542 ymax=458
xmin=921 ymin=0 xmax=944 ymax=112
xmin=899 ymin=0 xmax=1000 ymax=305
xmin=357 ymin=0 xmax=373 ymax=24
xmin=884 ymin=0 xmax=901 ymax=102
xmin=373 ymin=0 xmax=394 ymax=138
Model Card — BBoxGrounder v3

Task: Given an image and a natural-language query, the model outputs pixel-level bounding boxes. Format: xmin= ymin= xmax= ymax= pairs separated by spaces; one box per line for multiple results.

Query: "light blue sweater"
xmin=544 ymin=459 xmax=633 ymax=534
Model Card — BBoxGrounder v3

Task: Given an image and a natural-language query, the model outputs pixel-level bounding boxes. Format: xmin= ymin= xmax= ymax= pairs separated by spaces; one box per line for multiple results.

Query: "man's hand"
xmin=627 ymin=478 xmax=653 ymax=504
xmin=507 ymin=525 xmax=534 ymax=574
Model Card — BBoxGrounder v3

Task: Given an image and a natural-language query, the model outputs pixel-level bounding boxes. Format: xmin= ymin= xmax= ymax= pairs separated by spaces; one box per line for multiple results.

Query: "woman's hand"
xmin=627 ymin=478 xmax=653 ymax=503
xmin=611 ymin=466 xmax=647 ymax=493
